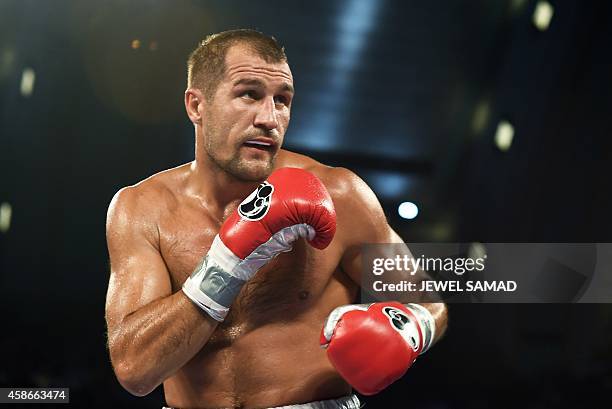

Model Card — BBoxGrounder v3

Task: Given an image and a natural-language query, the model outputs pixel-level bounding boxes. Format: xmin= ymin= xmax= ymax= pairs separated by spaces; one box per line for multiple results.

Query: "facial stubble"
xmin=204 ymin=120 xmax=275 ymax=182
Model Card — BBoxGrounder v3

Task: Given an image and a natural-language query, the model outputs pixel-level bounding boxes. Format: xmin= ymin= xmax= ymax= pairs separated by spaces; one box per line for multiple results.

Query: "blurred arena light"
xmin=297 ymin=0 xmax=380 ymax=151
xmin=398 ymin=201 xmax=419 ymax=220
xmin=75 ymin=1 xmax=209 ymax=126
xmin=495 ymin=120 xmax=514 ymax=152
xmin=471 ymin=99 xmax=491 ymax=135
xmin=335 ymin=0 xmax=379 ymax=74
xmin=468 ymin=242 xmax=488 ymax=262
xmin=429 ymin=222 xmax=453 ymax=241
xmin=20 ymin=68 xmax=35 ymax=97
xmin=0 ymin=202 xmax=12 ymax=233
xmin=0 ymin=48 xmax=16 ymax=80
xmin=362 ymin=170 xmax=413 ymax=199
xmin=533 ymin=1 xmax=554 ymax=31
xmin=131 ymin=39 xmax=141 ymax=49
xmin=511 ymin=0 xmax=529 ymax=14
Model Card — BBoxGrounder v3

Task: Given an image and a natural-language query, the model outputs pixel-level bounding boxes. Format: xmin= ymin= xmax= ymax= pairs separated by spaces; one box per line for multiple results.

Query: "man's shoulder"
xmin=276 ymin=150 xmax=362 ymax=198
xmin=107 ymin=163 xmax=190 ymax=224
xmin=278 ymin=150 xmax=376 ymax=208
xmin=277 ymin=150 xmax=388 ymax=245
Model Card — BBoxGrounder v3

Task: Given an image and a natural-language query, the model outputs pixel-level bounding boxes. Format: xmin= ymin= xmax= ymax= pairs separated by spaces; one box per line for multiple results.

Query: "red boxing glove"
xmin=320 ymin=302 xmax=436 ymax=395
xmin=220 ymin=167 xmax=336 ymax=255
xmin=183 ymin=167 xmax=336 ymax=321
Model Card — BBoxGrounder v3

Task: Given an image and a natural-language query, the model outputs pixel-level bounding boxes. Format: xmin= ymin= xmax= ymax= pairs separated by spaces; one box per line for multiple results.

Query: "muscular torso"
xmin=151 ymin=152 xmax=358 ymax=408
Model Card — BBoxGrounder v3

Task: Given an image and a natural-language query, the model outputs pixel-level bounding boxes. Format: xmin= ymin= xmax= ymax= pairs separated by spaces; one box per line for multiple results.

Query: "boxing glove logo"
xmin=238 ymin=181 xmax=275 ymax=221
xmin=383 ymin=307 xmax=419 ymax=351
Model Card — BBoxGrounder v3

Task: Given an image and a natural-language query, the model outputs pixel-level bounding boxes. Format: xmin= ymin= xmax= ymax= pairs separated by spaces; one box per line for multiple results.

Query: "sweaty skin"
xmin=105 ymin=44 xmax=448 ymax=409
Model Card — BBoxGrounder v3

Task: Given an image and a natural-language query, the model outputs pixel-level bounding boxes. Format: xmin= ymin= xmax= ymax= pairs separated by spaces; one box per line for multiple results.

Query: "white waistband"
xmin=162 ymin=394 xmax=362 ymax=409
xmin=270 ymin=394 xmax=361 ymax=409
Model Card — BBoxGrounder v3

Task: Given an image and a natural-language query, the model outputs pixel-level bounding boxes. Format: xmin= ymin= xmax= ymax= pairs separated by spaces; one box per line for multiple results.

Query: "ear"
xmin=185 ymin=88 xmax=204 ymax=124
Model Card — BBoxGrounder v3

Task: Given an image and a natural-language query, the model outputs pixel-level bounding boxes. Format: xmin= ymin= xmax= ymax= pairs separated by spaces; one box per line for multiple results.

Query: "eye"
xmin=240 ymin=90 xmax=259 ymax=100
xmin=274 ymin=95 xmax=289 ymax=106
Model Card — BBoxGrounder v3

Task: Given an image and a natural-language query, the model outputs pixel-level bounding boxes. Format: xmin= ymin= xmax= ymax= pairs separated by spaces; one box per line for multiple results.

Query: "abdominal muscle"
xmin=163 ymin=250 xmax=357 ymax=409
xmin=163 ymin=315 xmax=351 ymax=408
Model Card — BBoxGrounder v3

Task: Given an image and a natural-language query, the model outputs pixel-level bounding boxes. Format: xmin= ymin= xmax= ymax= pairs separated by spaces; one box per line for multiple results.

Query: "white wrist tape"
xmin=404 ymin=303 xmax=436 ymax=354
xmin=182 ymin=224 xmax=315 ymax=322
xmin=321 ymin=304 xmax=370 ymax=346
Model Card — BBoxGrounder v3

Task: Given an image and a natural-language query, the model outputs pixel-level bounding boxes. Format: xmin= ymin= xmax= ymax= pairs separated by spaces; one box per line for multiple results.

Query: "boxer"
xmin=105 ymin=29 xmax=448 ymax=409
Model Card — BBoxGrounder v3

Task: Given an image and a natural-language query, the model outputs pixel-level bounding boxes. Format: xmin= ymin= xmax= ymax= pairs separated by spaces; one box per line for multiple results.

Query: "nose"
xmin=253 ymin=97 xmax=279 ymax=131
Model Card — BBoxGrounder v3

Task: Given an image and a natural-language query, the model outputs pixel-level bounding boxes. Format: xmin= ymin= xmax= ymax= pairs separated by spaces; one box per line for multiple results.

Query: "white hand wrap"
xmin=321 ymin=304 xmax=370 ymax=347
xmin=182 ymin=224 xmax=315 ymax=321
xmin=404 ymin=303 xmax=436 ymax=354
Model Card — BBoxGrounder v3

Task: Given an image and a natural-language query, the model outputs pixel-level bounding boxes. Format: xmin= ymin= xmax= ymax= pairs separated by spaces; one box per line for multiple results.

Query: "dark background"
xmin=1 ymin=0 xmax=612 ymax=407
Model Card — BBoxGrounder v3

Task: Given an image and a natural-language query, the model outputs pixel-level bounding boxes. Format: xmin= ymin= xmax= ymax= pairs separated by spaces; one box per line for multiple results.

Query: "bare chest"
xmin=156 ymin=203 xmax=342 ymax=325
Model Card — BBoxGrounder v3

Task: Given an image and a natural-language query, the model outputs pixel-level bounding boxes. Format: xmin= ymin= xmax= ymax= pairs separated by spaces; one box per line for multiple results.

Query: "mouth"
xmin=242 ymin=138 xmax=276 ymax=152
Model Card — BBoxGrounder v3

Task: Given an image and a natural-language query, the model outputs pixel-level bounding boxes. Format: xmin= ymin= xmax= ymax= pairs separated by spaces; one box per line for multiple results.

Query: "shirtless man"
xmin=105 ymin=29 xmax=448 ymax=409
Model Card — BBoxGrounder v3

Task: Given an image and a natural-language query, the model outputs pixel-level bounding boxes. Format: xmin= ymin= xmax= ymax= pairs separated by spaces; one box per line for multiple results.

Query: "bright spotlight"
xmin=495 ymin=120 xmax=514 ymax=152
xmin=0 ymin=202 xmax=12 ymax=233
xmin=533 ymin=1 xmax=554 ymax=31
xmin=398 ymin=201 xmax=419 ymax=220
xmin=20 ymin=68 xmax=35 ymax=97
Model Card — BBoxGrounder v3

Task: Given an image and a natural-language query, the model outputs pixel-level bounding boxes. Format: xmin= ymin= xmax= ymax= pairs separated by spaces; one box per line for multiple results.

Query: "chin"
xmin=231 ymin=160 xmax=274 ymax=182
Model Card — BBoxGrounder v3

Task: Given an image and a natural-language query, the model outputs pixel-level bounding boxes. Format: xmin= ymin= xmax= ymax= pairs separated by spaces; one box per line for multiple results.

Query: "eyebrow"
xmin=233 ymin=78 xmax=294 ymax=94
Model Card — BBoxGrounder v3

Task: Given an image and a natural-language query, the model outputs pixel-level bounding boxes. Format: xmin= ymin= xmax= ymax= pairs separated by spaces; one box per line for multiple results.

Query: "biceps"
xmin=340 ymin=224 xmax=406 ymax=286
xmin=105 ymin=245 xmax=172 ymax=332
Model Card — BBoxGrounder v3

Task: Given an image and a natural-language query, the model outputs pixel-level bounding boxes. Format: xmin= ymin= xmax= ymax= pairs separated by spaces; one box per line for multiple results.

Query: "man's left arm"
xmin=328 ymin=167 xmax=448 ymax=342
xmin=318 ymin=167 xmax=448 ymax=395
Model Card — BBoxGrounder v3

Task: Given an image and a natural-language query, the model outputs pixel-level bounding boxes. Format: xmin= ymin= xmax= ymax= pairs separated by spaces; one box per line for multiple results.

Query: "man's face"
xmin=202 ymin=44 xmax=294 ymax=182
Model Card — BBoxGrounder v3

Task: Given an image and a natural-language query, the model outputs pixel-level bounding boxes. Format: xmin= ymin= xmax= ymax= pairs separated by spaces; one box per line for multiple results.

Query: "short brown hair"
xmin=187 ymin=29 xmax=287 ymax=100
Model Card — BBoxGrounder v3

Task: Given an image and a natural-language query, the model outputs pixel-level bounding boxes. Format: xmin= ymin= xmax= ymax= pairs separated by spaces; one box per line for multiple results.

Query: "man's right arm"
xmin=105 ymin=186 xmax=219 ymax=397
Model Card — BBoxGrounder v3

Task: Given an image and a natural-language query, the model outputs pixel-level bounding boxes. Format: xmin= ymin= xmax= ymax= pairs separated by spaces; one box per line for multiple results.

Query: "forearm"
xmin=108 ymin=290 xmax=218 ymax=396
